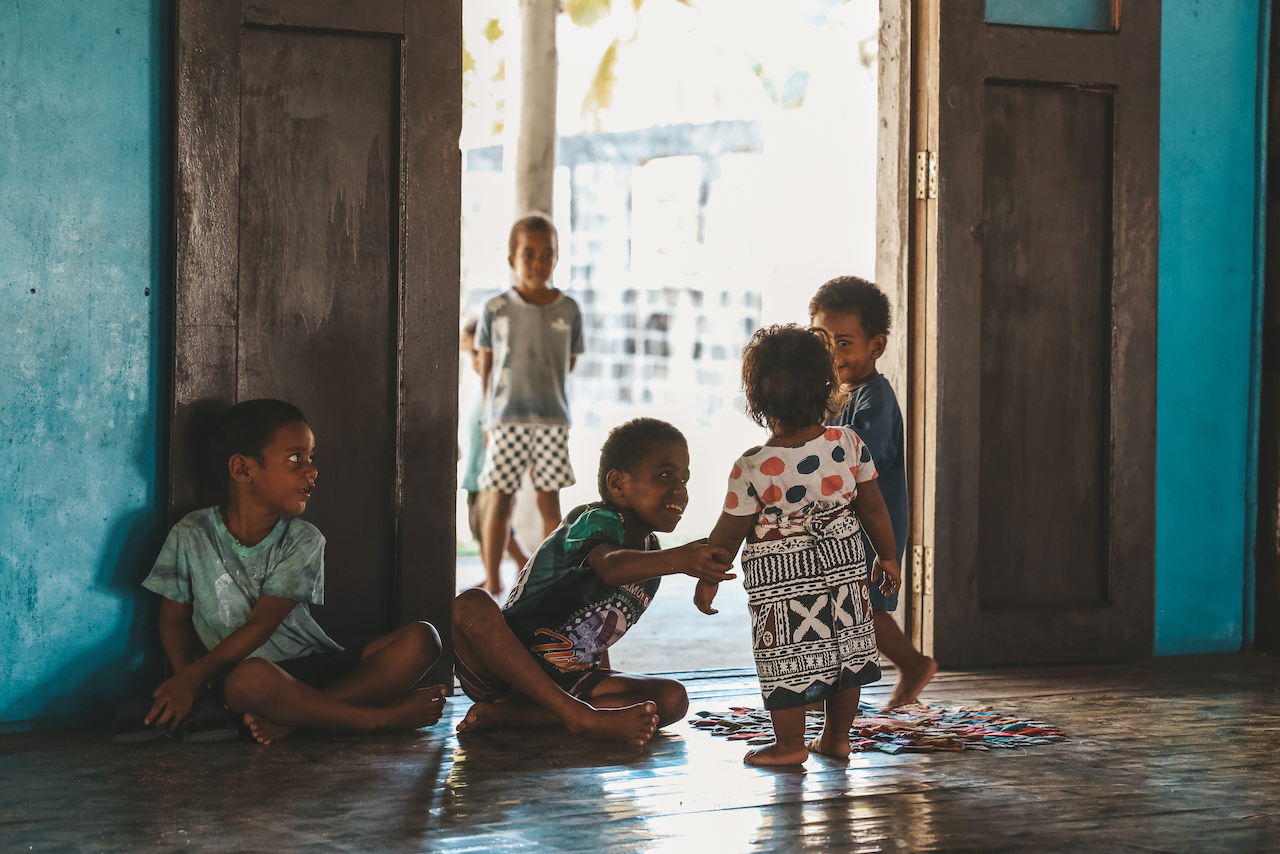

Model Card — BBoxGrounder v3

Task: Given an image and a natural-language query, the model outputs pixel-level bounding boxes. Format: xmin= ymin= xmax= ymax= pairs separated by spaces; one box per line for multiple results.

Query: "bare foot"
xmin=884 ymin=655 xmax=938 ymax=710
xmin=456 ymin=701 xmax=521 ymax=734
xmin=243 ymin=712 xmax=294 ymax=745
xmin=743 ymin=741 xmax=809 ymax=766
xmin=807 ymin=730 xmax=851 ymax=760
xmin=376 ymin=686 xmax=447 ymax=731
xmin=569 ymin=701 xmax=660 ymax=746
xmin=473 ymin=580 xmax=504 ymax=597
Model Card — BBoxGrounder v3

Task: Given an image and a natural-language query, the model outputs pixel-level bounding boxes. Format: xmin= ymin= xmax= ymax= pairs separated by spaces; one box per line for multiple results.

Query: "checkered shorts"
xmin=478 ymin=424 xmax=576 ymax=493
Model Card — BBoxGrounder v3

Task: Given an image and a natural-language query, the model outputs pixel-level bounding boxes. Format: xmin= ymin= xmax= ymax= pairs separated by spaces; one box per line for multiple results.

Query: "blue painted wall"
xmin=1156 ymin=0 xmax=1269 ymax=654
xmin=0 ymin=0 xmax=170 ymax=729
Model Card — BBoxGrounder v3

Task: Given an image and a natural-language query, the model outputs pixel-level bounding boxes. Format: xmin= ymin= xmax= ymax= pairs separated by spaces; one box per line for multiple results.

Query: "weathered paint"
xmin=0 ymin=0 xmax=170 ymax=729
xmin=1157 ymin=0 xmax=1268 ymax=654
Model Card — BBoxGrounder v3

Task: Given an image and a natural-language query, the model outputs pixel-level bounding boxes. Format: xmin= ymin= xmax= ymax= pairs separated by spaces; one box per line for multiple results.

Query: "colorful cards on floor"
xmin=689 ymin=703 xmax=1065 ymax=752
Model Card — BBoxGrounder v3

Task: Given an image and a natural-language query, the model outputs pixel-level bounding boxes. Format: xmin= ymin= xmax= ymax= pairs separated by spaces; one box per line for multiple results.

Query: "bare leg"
xmin=456 ymin=675 xmax=686 ymax=732
xmin=480 ymin=490 xmax=515 ymax=596
xmin=451 ymin=590 xmax=659 ymax=745
xmin=809 ymin=686 xmax=860 ymax=759
xmin=505 ymin=528 xmax=530 ymax=569
xmin=225 ymin=659 xmax=445 ymax=745
xmin=534 ymin=489 xmax=562 ymax=539
xmin=744 ymin=705 xmax=809 ymax=766
xmin=874 ymin=610 xmax=937 ymax=709
xmin=240 ymin=622 xmax=442 ymax=744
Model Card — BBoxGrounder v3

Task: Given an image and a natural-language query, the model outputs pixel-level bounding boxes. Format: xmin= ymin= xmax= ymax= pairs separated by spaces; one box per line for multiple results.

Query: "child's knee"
xmin=404 ymin=621 xmax=441 ymax=668
xmin=452 ymin=588 xmax=497 ymax=626
xmin=222 ymin=658 xmax=282 ymax=711
xmin=653 ymin=680 xmax=689 ymax=725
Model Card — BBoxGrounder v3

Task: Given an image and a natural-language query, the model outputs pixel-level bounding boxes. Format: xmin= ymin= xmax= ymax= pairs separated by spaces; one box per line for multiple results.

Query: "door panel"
xmin=173 ymin=0 xmax=461 ymax=685
xmin=977 ymin=82 xmax=1112 ymax=609
xmin=916 ymin=0 xmax=1158 ymax=664
xmin=237 ymin=29 xmax=399 ymax=635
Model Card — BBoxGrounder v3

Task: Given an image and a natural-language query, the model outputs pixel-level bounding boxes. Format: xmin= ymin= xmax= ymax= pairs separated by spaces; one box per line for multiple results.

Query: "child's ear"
xmin=870 ymin=334 xmax=888 ymax=360
xmin=604 ymin=468 xmax=628 ymax=502
xmin=228 ymin=454 xmax=254 ymax=485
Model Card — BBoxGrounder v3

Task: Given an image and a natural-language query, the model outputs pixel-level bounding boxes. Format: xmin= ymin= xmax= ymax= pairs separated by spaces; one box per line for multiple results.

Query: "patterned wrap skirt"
xmin=742 ymin=506 xmax=880 ymax=710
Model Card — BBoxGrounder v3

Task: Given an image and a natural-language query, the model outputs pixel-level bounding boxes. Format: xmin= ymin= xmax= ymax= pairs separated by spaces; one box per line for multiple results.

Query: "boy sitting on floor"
xmin=451 ymin=418 xmax=734 ymax=745
xmin=139 ymin=399 xmax=446 ymax=744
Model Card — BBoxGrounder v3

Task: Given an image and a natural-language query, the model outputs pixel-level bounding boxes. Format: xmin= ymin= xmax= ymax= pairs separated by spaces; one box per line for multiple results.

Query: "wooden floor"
xmin=4 ymin=654 xmax=1280 ymax=853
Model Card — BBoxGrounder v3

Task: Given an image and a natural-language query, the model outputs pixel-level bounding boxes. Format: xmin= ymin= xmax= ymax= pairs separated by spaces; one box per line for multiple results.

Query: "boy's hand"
xmin=694 ymin=579 xmax=721 ymax=615
xmin=147 ymin=672 xmax=202 ymax=730
xmin=672 ymin=540 xmax=736 ymax=583
xmin=871 ymin=557 xmax=902 ymax=597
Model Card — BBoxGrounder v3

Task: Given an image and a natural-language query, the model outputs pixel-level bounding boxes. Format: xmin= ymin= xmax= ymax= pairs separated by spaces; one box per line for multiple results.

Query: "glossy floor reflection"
xmin=4 ymin=654 xmax=1280 ymax=852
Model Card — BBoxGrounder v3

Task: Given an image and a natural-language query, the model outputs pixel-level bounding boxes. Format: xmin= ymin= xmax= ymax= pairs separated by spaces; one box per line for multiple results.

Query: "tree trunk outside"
xmin=515 ymin=0 xmax=557 ymax=216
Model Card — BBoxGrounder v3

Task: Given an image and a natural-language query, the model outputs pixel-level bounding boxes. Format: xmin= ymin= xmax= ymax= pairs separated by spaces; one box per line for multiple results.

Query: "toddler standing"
xmin=695 ymin=325 xmax=901 ymax=766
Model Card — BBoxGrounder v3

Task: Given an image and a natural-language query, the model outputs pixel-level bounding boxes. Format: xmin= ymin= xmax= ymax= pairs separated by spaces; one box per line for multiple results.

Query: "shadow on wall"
xmin=23 ymin=508 xmax=166 ymax=731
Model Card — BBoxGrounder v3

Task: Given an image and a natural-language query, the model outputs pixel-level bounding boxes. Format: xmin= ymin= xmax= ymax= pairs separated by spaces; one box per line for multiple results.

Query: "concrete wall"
xmin=1157 ymin=0 xmax=1270 ymax=654
xmin=0 ymin=0 xmax=170 ymax=729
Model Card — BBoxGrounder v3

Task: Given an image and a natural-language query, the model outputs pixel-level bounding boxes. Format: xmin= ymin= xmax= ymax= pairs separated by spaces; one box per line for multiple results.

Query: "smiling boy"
xmin=138 ymin=399 xmax=447 ymax=744
xmin=810 ymin=276 xmax=937 ymax=709
xmin=450 ymin=418 xmax=735 ymax=745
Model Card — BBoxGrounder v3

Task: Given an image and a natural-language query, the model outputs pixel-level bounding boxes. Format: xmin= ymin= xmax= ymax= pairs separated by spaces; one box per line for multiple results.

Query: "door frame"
xmin=171 ymin=0 xmax=462 ymax=686
xmin=885 ymin=0 xmax=1160 ymax=664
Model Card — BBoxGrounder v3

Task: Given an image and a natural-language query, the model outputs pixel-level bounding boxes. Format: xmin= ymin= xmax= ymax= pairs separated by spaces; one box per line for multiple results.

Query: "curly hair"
xmin=741 ymin=325 xmax=845 ymax=434
xmin=597 ymin=418 xmax=687 ymax=501
xmin=508 ymin=212 xmax=558 ymax=259
xmin=807 ymin=275 xmax=891 ymax=338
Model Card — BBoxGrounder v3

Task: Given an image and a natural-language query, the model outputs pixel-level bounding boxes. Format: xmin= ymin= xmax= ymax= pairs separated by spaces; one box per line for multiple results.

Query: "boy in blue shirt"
xmin=451 ymin=418 xmax=736 ymax=745
xmin=140 ymin=399 xmax=447 ymax=744
xmin=811 ymin=277 xmax=937 ymax=709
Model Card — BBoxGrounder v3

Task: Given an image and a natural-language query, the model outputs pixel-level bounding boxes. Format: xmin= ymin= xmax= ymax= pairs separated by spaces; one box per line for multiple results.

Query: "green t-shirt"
xmin=502 ymin=503 xmax=660 ymax=678
xmin=143 ymin=508 xmax=342 ymax=662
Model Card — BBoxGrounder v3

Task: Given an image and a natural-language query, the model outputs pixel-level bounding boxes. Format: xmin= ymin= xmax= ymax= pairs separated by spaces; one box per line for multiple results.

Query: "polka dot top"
xmin=722 ymin=426 xmax=878 ymax=540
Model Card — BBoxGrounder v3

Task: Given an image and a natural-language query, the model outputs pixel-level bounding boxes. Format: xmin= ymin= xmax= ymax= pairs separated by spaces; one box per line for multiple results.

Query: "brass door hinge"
xmin=924 ymin=546 xmax=934 ymax=595
xmin=915 ymin=151 xmax=938 ymax=200
xmin=912 ymin=544 xmax=935 ymax=595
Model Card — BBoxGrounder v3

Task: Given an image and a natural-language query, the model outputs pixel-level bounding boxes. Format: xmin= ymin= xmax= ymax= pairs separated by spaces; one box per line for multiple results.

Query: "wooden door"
xmin=171 ymin=0 xmax=461 ymax=686
xmin=909 ymin=1 xmax=1159 ymax=664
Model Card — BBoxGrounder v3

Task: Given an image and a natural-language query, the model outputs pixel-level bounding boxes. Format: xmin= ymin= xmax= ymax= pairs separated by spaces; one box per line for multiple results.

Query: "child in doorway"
xmin=460 ymin=317 xmax=529 ymax=573
xmin=138 ymin=399 xmax=446 ymax=744
xmin=451 ymin=418 xmax=736 ymax=745
xmin=810 ymin=276 xmax=936 ymax=709
xmin=476 ymin=213 xmax=583 ymax=596
xmin=694 ymin=325 xmax=902 ymax=766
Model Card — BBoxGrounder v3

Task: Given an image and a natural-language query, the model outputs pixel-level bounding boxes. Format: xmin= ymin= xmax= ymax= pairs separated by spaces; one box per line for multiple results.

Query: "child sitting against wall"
xmin=451 ymin=418 xmax=735 ymax=745
xmin=123 ymin=399 xmax=445 ymax=744
xmin=694 ymin=325 xmax=901 ymax=766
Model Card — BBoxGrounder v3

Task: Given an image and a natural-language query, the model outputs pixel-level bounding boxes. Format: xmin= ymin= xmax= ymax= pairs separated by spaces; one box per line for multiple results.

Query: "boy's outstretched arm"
xmin=849 ymin=480 xmax=902 ymax=594
xmin=589 ymin=539 xmax=736 ymax=587
xmin=694 ymin=513 xmax=755 ymax=615
xmin=146 ymin=594 xmax=296 ymax=729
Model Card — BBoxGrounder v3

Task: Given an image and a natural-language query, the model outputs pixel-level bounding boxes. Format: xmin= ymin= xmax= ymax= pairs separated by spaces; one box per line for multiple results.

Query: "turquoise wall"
xmin=0 ymin=0 xmax=170 ymax=729
xmin=1157 ymin=0 xmax=1269 ymax=653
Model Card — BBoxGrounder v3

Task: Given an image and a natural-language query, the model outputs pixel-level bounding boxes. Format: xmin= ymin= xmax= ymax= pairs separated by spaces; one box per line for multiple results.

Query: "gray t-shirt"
xmin=476 ymin=288 xmax=584 ymax=427
xmin=143 ymin=508 xmax=342 ymax=662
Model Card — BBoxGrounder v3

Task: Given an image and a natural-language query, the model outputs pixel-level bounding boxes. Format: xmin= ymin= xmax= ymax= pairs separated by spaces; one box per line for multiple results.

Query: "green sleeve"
xmin=563 ymin=506 xmax=625 ymax=566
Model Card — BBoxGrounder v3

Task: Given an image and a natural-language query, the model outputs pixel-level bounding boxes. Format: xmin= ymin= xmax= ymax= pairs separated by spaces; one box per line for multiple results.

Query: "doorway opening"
xmin=455 ymin=0 xmax=885 ymax=673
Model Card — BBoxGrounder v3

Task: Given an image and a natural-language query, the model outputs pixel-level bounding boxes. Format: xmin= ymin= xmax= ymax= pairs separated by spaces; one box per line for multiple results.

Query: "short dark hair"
xmin=597 ymin=418 xmax=687 ymax=501
xmin=209 ymin=399 xmax=307 ymax=492
xmin=808 ymin=275 xmax=891 ymax=338
xmin=508 ymin=212 xmax=558 ymax=258
xmin=741 ymin=325 xmax=845 ymax=434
